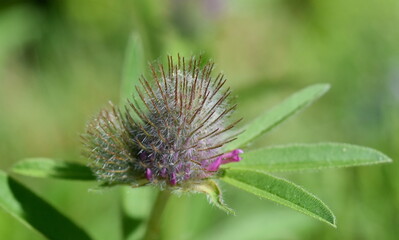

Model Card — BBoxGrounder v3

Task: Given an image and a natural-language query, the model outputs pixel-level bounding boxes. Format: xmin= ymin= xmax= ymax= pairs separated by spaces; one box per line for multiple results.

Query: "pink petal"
xmin=206 ymin=157 xmax=222 ymax=171
xmin=170 ymin=173 xmax=177 ymax=185
xmin=145 ymin=168 xmax=152 ymax=180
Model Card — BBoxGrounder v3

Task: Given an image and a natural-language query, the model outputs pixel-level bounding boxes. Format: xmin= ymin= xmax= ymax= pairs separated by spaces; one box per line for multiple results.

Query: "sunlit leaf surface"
xmin=12 ymin=158 xmax=94 ymax=180
xmin=224 ymin=84 xmax=330 ymax=151
xmin=226 ymin=143 xmax=392 ymax=172
xmin=221 ymin=168 xmax=336 ymax=227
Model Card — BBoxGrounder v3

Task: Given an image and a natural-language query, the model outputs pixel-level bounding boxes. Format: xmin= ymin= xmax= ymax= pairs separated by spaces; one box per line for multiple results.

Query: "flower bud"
xmin=83 ymin=55 xmax=243 ymax=189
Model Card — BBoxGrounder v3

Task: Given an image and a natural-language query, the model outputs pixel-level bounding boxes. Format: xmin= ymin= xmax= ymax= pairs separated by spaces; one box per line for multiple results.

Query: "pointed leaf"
xmin=193 ymin=180 xmax=235 ymax=215
xmin=225 ymin=84 xmax=330 ymax=151
xmin=220 ymin=168 xmax=335 ymax=226
xmin=226 ymin=143 xmax=392 ymax=172
xmin=0 ymin=170 xmax=92 ymax=239
xmin=12 ymin=158 xmax=95 ymax=180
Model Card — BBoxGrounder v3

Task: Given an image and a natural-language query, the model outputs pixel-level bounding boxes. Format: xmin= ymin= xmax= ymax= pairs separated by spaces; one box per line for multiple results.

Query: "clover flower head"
xmin=83 ymin=55 xmax=243 ymax=190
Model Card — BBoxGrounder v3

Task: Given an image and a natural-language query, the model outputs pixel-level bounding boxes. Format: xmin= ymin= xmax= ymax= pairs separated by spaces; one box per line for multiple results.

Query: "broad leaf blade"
xmin=225 ymin=84 xmax=330 ymax=151
xmin=227 ymin=143 xmax=392 ymax=172
xmin=192 ymin=179 xmax=234 ymax=215
xmin=0 ymin=170 xmax=92 ymax=239
xmin=12 ymin=158 xmax=95 ymax=180
xmin=220 ymin=168 xmax=335 ymax=227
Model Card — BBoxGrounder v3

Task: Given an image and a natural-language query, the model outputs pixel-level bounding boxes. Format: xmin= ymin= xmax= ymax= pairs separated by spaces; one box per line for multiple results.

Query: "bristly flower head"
xmin=83 ymin=55 xmax=243 ymax=190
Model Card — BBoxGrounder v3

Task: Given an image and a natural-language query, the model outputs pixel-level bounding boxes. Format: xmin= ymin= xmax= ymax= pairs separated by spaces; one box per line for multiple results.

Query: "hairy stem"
xmin=143 ymin=190 xmax=171 ymax=240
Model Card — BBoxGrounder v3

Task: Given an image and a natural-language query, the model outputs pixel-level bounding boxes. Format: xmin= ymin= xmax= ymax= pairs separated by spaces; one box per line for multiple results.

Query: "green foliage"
xmin=0 ymin=170 xmax=91 ymax=240
xmin=192 ymin=180 xmax=234 ymax=215
xmin=227 ymin=143 xmax=392 ymax=172
xmin=122 ymin=187 xmax=156 ymax=239
xmin=1 ymin=0 xmax=398 ymax=239
xmin=224 ymin=84 xmax=330 ymax=151
xmin=5 ymin=76 xmax=391 ymax=231
xmin=220 ymin=168 xmax=335 ymax=227
xmin=121 ymin=33 xmax=145 ymax=107
xmin=0 ymin=5 xmax=42 ymax=66
xmin=12 ymin=158 xmax=94 ymax=180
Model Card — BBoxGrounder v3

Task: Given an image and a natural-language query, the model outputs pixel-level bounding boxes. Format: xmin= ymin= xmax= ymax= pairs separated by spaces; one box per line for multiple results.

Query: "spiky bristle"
xmin=83 ymin=55 xmax=242 ymax=189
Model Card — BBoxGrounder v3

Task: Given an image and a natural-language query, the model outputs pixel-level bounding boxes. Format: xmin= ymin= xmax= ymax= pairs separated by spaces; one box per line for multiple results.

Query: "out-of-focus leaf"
xmin=122 ymin=186 xmax=156 ymax=219
xmin=12 ymin=158 xmax=95 ymax=180
xmin=224 ymin=84 xmax=330 ymax=151
xmin=192 ymin=179 xmax=234 ymax=215
xmin=193 ymin=209 xmax=315 ymax=240
xmin=121 ymin=209 xmax=142 ymax=240
xmin=120 ymin=33 xmax=145 ymax=106
xmin=0 ymin=6 xmax=42 ymax=64
xmin=220 ymin=168 xmax=336 ymax=227
xmin=0 ymin=170 xmax=92 ymax=240
xmin=122 ymin=186 xmax=155 ymax=239
xmin=227 ymin=143 xmax=392 ymax=172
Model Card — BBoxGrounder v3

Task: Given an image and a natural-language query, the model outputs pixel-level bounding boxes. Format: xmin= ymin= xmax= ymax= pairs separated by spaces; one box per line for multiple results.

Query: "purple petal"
xmin=161 ymin=168 xmax=167 ymax=177
xmin=206 ymin=157 xmax=222 ymax=171
xmin=170 ymin=172 xmax=177 ymax=185
xmin=145 ymin=168 xmax=152 ymax=180
xmin=176 ymin=162 xmax=183 ymax=171
xmin=233 ymin=149 xmax=244 ymax=154
xmin=221 ymin=149 xmax=244 ymax=164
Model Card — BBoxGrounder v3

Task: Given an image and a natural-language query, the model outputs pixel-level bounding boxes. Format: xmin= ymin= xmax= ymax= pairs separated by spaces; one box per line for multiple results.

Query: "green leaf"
xmin=122 ymin=186 xmax=155 ymax=239
xmin=220 ymin=168 xmax=336 ymax=227
xmin=0 ymin=170 xmax=92 ymax=239
xmin=227 ymin=143 xmax=392 ymax=172
xmin=120 ymin=33 xmax=145 ymax=105
xmin=224 ymin=84 xmax=330 ymax=151
xmin=192 ymin=179 xmax=235 ymax=215
xmin=12 ymin=158 xmax=95 ymax=180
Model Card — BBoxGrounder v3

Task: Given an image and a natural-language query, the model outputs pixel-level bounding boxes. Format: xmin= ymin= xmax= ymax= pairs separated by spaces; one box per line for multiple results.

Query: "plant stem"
xmin=143 ymin=190 xmax=171 ymax=240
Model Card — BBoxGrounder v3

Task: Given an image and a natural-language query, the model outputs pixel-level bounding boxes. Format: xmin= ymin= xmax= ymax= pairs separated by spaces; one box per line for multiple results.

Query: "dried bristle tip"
xmin=83 ymin=55 xmax=243 ymax=189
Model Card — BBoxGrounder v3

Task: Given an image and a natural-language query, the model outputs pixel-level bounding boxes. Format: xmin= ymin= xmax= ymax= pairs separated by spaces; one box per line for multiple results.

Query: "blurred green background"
xmin=1 ymin=0 xmax=398 ymax=239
